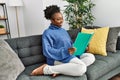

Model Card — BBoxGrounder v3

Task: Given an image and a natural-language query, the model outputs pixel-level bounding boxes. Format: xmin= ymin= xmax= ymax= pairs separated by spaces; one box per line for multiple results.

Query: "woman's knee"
xmin=75 ymin=63 xmax=87 ymax=76
xmin=85 ymin=53 xmax=95 ymax=63
xmin=88 ymin=53 xmax=95 ymax=63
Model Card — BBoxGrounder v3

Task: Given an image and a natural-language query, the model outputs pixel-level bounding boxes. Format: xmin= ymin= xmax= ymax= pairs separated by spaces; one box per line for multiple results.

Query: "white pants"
xmin=43 ymin=53 xmax=95 ymax=76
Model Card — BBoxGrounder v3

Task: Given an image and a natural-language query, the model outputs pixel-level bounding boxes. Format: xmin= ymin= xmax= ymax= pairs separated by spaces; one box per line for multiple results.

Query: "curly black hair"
xmin=44 ymin=5 xmax=60 ymax=20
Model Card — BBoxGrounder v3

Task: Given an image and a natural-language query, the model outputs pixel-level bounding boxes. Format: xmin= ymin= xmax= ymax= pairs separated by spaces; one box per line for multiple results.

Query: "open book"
xmin=73 ymin=32 xmax=94 ymax=56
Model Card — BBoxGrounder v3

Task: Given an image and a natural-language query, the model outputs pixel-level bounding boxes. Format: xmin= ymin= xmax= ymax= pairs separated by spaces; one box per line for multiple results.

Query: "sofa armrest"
xmin=116 ymin=36 xmax=120 ymax=50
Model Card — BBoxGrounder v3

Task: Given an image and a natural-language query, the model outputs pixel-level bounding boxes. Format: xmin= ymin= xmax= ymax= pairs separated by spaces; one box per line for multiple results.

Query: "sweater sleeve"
xmin=42 ymin=33 xmax=70 ymax=61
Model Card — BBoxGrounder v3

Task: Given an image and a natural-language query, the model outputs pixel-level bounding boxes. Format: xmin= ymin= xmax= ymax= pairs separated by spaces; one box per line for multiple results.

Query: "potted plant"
xmin=0 ymin=25 xmax=6 ymax=34
xmin=63 ymin=0 xmax=95 ymax=29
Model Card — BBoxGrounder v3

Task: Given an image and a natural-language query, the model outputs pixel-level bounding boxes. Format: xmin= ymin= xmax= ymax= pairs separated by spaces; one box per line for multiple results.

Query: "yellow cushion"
xmin=81 ymin=27 xmax=109 ymax=56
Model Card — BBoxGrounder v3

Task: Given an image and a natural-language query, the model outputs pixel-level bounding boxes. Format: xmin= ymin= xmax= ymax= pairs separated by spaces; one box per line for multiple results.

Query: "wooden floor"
xmin=109 ymin=73 xmax=120 ymax=80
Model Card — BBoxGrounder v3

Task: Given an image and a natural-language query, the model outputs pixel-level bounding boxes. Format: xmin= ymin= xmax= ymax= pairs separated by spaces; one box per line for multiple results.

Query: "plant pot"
xmin=0 ymin=28 xmax=6 ymax=34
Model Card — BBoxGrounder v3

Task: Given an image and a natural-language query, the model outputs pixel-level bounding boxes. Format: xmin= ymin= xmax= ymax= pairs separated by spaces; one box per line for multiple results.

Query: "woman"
xmin=31 ymin=5 xmax=95 ymax=77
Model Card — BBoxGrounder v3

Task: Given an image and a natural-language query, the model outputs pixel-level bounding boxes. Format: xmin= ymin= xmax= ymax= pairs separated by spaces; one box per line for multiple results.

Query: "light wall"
xmin=23 ymin=0 xmax=120 ymax=36
xmin=23 ymin=0 xmax=69 ymax=36
xmin=0 ymin=0 xmax=25 ymax=39
xmin=7 ymin=7 xmax=25 ymax=37
xmin=92 ymin=0 xmax=120 ymax=27
xmin=23 ymin=0 xmax=45 ymax=36
xmin=1 ymin=0 xmax=120 ymax=38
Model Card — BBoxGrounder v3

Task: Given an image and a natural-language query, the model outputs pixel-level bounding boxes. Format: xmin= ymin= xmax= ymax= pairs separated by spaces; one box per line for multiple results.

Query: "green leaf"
xmin=63 ymin=0 xmax=95 ymax=29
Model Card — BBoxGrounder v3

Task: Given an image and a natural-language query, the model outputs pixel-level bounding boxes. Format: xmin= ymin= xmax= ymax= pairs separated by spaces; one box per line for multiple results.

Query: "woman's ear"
xmin=51 ymin=19 xmax=54 ymax=23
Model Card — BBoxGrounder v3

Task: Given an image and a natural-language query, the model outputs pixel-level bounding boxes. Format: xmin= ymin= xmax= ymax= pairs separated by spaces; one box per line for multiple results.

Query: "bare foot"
xmin=31 ymin=64 xmax=47 ymax=76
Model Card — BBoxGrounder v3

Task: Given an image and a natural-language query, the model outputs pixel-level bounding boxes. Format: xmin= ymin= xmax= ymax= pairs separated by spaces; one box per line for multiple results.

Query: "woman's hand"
xmin=68 ymin=47 xmax=76 ymax=54
xmin=86 ymin=46 xmax=89 ymax=52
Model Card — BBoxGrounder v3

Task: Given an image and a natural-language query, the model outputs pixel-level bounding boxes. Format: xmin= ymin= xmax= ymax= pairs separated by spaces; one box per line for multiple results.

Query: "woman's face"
xmin=51 ymin=12 xmax=63 ymax=27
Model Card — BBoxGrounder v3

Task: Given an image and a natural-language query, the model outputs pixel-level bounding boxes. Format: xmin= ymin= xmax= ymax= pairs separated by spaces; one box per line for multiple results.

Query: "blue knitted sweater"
xmin=42 ymin=24 xmax=75 ymax=65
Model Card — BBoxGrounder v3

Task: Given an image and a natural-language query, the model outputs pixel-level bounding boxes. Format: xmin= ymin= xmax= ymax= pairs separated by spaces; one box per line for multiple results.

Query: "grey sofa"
xmin=5 ymin=29 xmax=120 ymax=80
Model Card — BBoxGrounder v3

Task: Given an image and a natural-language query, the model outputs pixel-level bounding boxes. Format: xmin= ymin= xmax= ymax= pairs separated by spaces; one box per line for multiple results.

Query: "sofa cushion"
xmin=86 ymin=50 xmax=120 ymax=80
xmin=5 ymin=35 xmax=46 ymax=67
xmin=67 ymin=28 xmax=81 ymax=42
xmin=17 ymin=63 xmax=87 ymax=80
xmin=106 ymin=27 xmax=120 ymax=52
xmin=81 ymin=27 xmax=109 ymax=56
xmin=0 ymin=40 xmax=25 ymax=80
xmin=85 ymin=26 xmax=120 ymax=52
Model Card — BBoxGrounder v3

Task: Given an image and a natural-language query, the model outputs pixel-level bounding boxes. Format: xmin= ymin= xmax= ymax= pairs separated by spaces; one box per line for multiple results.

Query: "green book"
xmin=73 ymin=32 xmax=94 ymax=56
